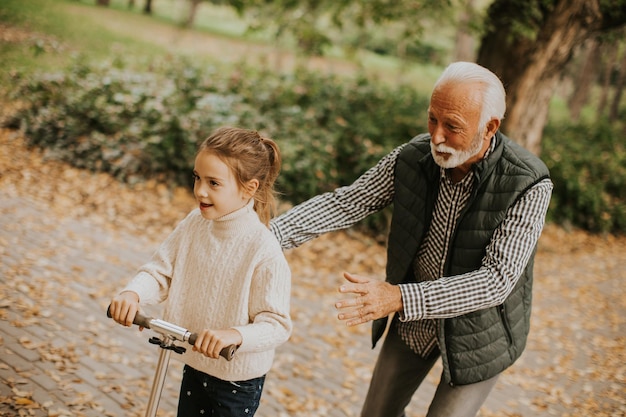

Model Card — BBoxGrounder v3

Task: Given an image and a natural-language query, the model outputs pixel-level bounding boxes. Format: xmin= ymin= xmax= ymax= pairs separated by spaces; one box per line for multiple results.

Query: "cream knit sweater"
xmin=123 ymin=200 xmax=292 ymax=381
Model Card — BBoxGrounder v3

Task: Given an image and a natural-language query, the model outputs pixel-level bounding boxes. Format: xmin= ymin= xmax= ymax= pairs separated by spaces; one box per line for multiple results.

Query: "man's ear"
xmin=485 ymin=118 xmax=501 ymax=140
xmin=243 ymin=179 xmax=260 ymax=198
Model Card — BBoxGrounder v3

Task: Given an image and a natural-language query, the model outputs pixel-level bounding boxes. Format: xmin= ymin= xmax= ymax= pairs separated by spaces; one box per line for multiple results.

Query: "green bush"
xmin=542 ymin=121 xmax=626 ymax=234
xmin=8 ymin=57 xmax=625 ymax=237
xmin=7 ymin=57 xmax=427 ymax=237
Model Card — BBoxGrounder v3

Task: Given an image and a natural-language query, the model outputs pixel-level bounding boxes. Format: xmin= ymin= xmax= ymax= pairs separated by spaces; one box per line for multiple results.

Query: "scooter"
xmin=107 ymin=306 xmax=237 ymax=417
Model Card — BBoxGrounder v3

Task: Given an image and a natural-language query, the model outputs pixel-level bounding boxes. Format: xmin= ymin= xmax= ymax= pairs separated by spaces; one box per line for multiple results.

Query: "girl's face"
xmin=193 ymin=151 xmax=255 ymax=221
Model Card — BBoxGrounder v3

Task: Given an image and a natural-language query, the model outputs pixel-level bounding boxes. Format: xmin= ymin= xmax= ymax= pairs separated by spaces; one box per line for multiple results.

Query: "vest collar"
xmin=471 ymin=131 xmax=505 ymax=185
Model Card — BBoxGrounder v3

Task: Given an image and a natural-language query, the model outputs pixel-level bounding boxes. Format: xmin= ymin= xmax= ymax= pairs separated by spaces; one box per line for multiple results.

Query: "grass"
xmin=84 ymin=0 xmax=251 ymax=38
xmin=0 ymin=0 xmax=169 ymax=86
xmin=0 ymin=0 xmax=442 ymax=94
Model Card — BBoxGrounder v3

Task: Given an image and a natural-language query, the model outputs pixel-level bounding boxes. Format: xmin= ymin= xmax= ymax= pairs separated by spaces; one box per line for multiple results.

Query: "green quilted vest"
xmin=372 ymin=131 xmax=550 ymax=385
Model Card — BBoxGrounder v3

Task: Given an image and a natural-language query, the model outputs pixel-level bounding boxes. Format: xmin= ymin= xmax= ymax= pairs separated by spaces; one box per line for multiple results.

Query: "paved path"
xmin=1 ymin=191 xmax=624 ymax=417
xmin=0 ymin=193 xmax=391 ymax=417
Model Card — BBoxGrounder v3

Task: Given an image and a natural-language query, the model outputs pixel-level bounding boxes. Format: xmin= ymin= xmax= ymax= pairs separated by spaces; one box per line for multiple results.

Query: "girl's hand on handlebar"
xmin=110 ymin=291 xmax=140 ymax=327
xmin=193 ymin=329 xmax=242 ymax=359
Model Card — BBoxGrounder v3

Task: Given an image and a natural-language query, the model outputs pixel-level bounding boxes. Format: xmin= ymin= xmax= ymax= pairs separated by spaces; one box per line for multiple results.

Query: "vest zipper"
xmin=441 ymin=323 xmax=456 ymax=387
xmin=499 ymin=304 xmax=513 ymax=346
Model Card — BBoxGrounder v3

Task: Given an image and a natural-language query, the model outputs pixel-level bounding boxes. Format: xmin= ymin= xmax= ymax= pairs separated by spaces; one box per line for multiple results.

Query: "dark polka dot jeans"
xmin=177 ymin=365 xmax=266 ymax=417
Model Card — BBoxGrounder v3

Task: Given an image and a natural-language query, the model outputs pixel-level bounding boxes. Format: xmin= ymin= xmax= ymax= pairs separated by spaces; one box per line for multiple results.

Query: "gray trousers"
xmin=361 ymin=319 xmax=499 ymax=417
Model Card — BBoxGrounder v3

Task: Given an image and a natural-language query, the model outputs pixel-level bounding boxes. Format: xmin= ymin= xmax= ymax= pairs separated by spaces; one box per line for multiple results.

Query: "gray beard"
xmin=430 ymin=131 xmax=483 ymax=169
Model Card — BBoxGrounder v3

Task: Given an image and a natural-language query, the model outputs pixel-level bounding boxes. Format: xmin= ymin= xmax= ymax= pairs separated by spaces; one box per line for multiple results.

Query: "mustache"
xmin=431 ymin=143 xmax=457 ymax=154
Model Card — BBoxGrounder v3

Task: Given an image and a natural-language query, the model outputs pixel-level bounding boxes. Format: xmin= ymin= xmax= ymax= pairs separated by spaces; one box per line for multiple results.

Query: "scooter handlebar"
xmin=107 ymin=305 xmax=237 ymax=361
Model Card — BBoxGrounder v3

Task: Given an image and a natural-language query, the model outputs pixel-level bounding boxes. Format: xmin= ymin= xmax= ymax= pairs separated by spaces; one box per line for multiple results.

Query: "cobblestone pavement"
xmin=1 ymin=191 xmax=624 ymax=417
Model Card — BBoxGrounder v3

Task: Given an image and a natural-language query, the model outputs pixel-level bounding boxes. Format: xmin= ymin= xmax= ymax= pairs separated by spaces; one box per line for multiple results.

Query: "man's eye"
xmin=210 ymin=180 xmax=219 ymax=187
xmin=192 ymin=173 xmax=200 ymax=181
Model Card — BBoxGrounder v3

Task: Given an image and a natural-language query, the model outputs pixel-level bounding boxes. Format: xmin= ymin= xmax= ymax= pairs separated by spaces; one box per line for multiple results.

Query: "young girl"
xmin=109 ymin=127 xmax=292 ymax=417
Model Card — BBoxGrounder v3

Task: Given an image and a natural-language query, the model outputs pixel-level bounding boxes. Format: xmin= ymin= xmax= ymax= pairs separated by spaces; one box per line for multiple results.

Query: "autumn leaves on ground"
xmin=0 ymin=126 xmax=625 ymax=416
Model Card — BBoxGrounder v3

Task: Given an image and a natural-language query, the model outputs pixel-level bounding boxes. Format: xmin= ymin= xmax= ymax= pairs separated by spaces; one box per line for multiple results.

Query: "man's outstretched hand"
xmin=335 ymin=272 xmax=403 ymax=326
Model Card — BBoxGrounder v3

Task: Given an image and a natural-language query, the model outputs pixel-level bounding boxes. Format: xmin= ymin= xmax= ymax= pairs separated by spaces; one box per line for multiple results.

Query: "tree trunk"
xmin=454 ymin=0 xmax=476 ymax=62
xmin=477 ymin=0 xmax=605 ymax=155
xmin=96 ymin=0 xmax=110 ymax=6
xmin=568 ymin=38 xmax=601 ymax=122
xmin=597 ymin=41 xmax=619 ymax=119
xmin=609 ymin=48 xmax=626 ymax=122
xmin=184 ymin=0 xmax=201 ymax=28
xmin=143 ymin=0 xmax=152 ymax=15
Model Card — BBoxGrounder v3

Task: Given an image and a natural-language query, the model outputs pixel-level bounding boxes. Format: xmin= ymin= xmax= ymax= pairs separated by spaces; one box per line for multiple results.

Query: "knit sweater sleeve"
xmin=232 ymin=250 xmax=292 ymax=353
xmin=122 ymin=212 xmax=191 ymax=305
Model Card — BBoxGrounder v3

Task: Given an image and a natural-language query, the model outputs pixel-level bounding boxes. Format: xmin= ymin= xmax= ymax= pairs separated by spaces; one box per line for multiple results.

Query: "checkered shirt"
xmin=270 ymin=138 xmax=553 ymax=357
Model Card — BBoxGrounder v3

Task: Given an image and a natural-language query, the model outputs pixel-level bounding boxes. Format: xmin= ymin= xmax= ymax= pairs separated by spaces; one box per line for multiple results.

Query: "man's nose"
xmin=430 ymin=125 xmax=445 ymax=145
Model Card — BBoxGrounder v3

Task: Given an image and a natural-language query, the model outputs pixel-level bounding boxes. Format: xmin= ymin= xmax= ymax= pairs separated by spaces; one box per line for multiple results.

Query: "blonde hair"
xmin=197 ymin=127 xmax=281 ymax=226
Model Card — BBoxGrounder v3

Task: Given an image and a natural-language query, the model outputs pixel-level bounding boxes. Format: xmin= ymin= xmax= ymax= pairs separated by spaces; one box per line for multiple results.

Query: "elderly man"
xmin=270 ymin=61 xmax=553 ymax=417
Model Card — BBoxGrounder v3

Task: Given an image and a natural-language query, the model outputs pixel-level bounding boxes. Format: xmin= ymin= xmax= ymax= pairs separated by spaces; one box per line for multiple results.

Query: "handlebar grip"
xmin=220 ymin=344 xmax=238 ymax=361
xmin=107 ymin=305 xmax=153 ymax=328
xmin=187 ymin=333 xmax=237 ymax=361
xmin=132 ymin=311 xmax=154 ymax=329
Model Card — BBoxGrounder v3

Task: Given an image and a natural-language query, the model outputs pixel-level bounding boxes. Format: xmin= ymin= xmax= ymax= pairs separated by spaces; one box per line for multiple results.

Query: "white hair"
xmin=433 ymin=61 xmax=506 ymax=130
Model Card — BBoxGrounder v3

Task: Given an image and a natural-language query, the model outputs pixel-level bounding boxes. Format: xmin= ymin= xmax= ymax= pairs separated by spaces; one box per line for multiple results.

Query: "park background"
xmin=0 ymin=0 xmax=625 ymax=416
